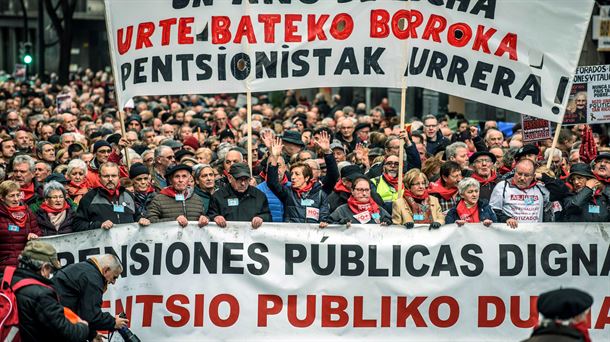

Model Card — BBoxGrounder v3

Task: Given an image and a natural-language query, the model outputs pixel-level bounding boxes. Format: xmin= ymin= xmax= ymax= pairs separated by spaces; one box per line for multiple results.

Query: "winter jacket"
xmin=426 ymin=131 xmax=450 ymax=155
xmin=132 ymin=189 xmax=156 ymax=217
xmin=146 ymin=189 xmax=205 ymax=222
xmin=208 ymin=184 xmax=271 ymax=222
xmin=53 ymin=259 xmax=116 ymax=341
xmin=371 ymin=175 xmax=399 ymax=213
xmin=35 ymin=205 xmax=77 ymax=236
xmin=267 ymin=164 xmax=329 ymax=223
xmin=392 ymin=196 xmax=445 ymax=225
xmin=365 ymin=143 xmax=422 ymax=179
xmin=73 ymin=187 xmax=140 ymax=231
xmin=0 ymin=204 xmax=41 ymax=273
xmin=328 ymin=203 xmax=392 ymax=224
xmin=7 ymin=267 xmax=89 ymax=342
xmin=489 ymin=180 xmax=553 ymax=223
xmin=521 ymin=321 xmax=588 ymax=342
xmin=319 ymin=152 xmax=340 ymax=195
xmin=194 ymin=186 xmax=213 ymax=214
xmin=562 ymin=186 xmax=610 ymax=222
xmin=257 ymin=180 xmax=289 ymax=222
xmin=445 ymin=200 xmax=497 ymax=224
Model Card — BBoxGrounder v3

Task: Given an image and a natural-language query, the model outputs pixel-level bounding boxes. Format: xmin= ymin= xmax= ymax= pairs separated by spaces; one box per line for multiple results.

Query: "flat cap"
xmin=537 ymin=288 xmax=593 ymax=320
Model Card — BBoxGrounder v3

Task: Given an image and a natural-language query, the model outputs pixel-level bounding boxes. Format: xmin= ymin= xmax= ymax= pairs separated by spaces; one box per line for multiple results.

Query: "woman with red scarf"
xmin=392 ymin=169 xmax=444 ymax=229
xmin=445 ymin=178 xmax=496 ymax=226
xmin=0 ymin=180 xmax=41 ymax=273
xmin=329 ymin=176 xmax=392 ymax=225
xmin=65 ymin=159 xmax=90 ymax=204
xmin=35 ymin=181 xmax=76 ymax=235
xmin=267 ymin=137 xmax=330 ymax=226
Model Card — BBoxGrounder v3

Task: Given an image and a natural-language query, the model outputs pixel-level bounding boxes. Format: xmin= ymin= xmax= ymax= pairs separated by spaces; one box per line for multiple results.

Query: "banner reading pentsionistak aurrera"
xmin=44 ymin=222 xmax=610 ymax=341
xmin=104 ymin=0 xmax=594 ymax=123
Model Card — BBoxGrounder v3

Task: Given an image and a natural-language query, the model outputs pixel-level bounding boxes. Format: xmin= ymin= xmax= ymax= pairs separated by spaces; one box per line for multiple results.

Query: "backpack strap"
xmin=12 ymin=279 xmax=53 ymax=293
xmin=1 ymin=266 xmax=16 ymax=290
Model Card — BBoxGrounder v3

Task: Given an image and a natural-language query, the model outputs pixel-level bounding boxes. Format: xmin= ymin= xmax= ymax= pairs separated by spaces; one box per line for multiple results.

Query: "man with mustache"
xmin=591 ymin=153 xmax=610 ymax=185
xmin=371 ymin=154 xmax=400 ymax=213
xmin=74 ymin=162 xmax=149 ymax=231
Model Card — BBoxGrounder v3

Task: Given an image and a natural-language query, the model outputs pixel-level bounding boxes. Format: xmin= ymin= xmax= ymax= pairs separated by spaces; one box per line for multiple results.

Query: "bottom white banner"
xmin=44 ymin=223 xmax=610 ymax=341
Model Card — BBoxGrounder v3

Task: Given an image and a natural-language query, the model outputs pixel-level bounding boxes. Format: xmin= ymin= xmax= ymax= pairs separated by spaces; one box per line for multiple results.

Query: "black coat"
xmin=267 ymin=163 xmax=330 ymax=223
xmin=208 ymin=184 xmax=271 ymax=222
xmin=8 ymin=268 xmax=89 ymax=342
xmin=328 ymin=203 xmax=392 ymax=224
xmin=73 ymin=187 xmax=140 ymax=231
xmin=562 ymin=186 xmax=610 ymax=222
xmin=53 ymin=259 xmax=116 ymax=340
xmin=521 ymin=321 xmax=587 ymax=342
xmin=35 ymin=207 xmax=76 ymax=236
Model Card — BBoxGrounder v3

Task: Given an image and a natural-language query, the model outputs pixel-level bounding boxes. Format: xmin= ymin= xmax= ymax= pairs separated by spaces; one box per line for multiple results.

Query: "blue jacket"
xmin=445 ymin=200 xmax=497 ymax=224
xmin=257 ymin=180 xmax=291 ymax=223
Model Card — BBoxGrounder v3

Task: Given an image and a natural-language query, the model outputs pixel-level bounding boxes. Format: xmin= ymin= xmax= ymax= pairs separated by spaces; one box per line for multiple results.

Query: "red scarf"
xmin=402 ymin=189 xmax=432 ymax=223
xmin=67 ymin=181 xmax=88 ymax=195
xmin=382 ymin=173 xmax=399 ymax=190
xmin=429 ymin=180 xmax=458 ymax=200
xmin=403 ymin=188 xmax=429 ymax=201
xmin=456 ymin=200 xmax=480 ymax=223
xmin=511 ymin=178 xmax=538 ymax=191
xmin=347 ymin=195 xmax=380 ymax=215
xmin=595 ymin=174 xmax=610 ymax=185
xmin=333 ymin=180 xmax=351 ymax=194
xmin=20 ymin=183 xmax=35 ymax=202
xmin=160 ymin=187 xmax=183 ymax=198
xmin=498 ymin=165 xmax=512 ymax=175
xmin=259 ymin=171 xmax=288 ymax=185
xmin=571 ymin=321 xmax=591 ymax=342
xmin=471 ymin=171 xmax=497 ymax=186
xmin=293 ymin=180 xmax=315 ymax=198
xmin=40 ymin=201 xmax=70 ymax=214
xmin=99 ymin=185 xmax=119 ymax=199
xmin=6 ymin=205 xmax=28 ymax=228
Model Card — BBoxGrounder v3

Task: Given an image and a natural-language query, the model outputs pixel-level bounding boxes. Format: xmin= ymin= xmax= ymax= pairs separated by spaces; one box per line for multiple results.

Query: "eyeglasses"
xmin=474 ymin=159 xmax=492 ymax=164
xmin=385 ymin=162 xmax=400 ymax=167
xmin=353 ymin=188 xmax=370 ymax=192
xmin=411 ymin=182 xmax=427 ymax=187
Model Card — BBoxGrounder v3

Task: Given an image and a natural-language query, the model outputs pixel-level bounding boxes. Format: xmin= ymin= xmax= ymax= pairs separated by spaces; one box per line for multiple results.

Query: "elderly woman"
xmin=446 ymin=178 xmax=496 ymax=226
xmin=392 ymin=169 xmax=444 ymax=229
xmin=65 ymin=159 xmax=89 ymax=204
xmin=193 ymin=164 xmax=216 ymax=213
xmin=0 ymin=180 xmax=41 ymax=273
xmin=35 ymin=181 xmax=76 ymax=235
xmin=267 ymin=138 xmax=330 ymax=226
xmin=562 ymin=163 xmax=610 ymax=222
xmin=329 ymin=176 xmax=392 ymax=225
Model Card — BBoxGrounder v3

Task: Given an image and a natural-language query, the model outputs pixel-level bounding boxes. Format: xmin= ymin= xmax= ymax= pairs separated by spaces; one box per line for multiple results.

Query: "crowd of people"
xmin=0 ymin=68 xmax=609 ymax=273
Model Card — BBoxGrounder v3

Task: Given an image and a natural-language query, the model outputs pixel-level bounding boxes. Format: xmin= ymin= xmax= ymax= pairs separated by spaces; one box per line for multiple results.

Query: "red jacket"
xmin=0 ymin=204 xmax=42 ymax=273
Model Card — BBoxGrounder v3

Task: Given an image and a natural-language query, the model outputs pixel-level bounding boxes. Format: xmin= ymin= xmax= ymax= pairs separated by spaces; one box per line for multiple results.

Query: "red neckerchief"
xmin=594 ymin=174 xmax=610 ymax=185
xmin=40 ymin=201 xmax=70 ymax=214
xmin=259 ymin=171 xmax=288 ymax=185
xmin=591 ymin=187 xmax=603 ymax=205
xmin=99 ymin=185 xmax=119 ymax=199
xmin=6 ymin=204 xmax=28 ymax=228
xmin=67 ymin=181 xmax=89 ymax=196
xmin=382 ymin=173 xmax=399 ymax=190
xmin=347 ymin=195 xmax=380 ymax=214
xmin=571 ymin=321 xmax=591 ymax=342
xmin=143 ymin=185 xmax=156 ymax=194
xmin=511 ymin=178 xmax=538 ymax=191
xmin=160 ymin=187 xmax=180 ymax=198
xmin=429 ymin=180 xmax=458 ymax=200
xmin=293 ymin=180 xmax=315 ymax=198
xmin=559 ymin=166 xmax=570 ymax=180
xmin=20 ymin=183 xmax=35 ymax=202
xmin=403 ymin=188 xmax=429 ymax=201
xmin=471 ymin=171 xmax=497 ymax=186
xmin=498 ymin=165 xmax=512 ymax=175
xmin=333 ymin=180 xmax=351 ymax=194
xmin=456 ymin=200 xmax=480 ymax=223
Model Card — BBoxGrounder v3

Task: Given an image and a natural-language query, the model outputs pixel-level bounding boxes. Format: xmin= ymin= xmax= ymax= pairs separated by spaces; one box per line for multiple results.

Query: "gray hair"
xmin=457 ymin=177 xmax=480 ymax=195
xmin=154 ymin=145 xmax=172 ymax=159
xmin=193 ymin=163 xmax=213 ymax=179
xmin=67 ymin=159 xmax=87 ymax=176
xmin=446 ymin=142 xmax=468 ymax=161
xmin=544 ymin=147 xmax=562 ymax=160
xmin=43 ymin=180 xmax=67 ymax=198
xmin=139 ymin=127 xmax=155 ymax=140
xmin=36 ymin=141 xmax=53 ymax=152
xmin=13 ymin=155 xmax=35 ymax=172
xmin=98 ymin=254 xmax=123 ymax=272
xmin=60 ymin=132 xmax=75 ymax=143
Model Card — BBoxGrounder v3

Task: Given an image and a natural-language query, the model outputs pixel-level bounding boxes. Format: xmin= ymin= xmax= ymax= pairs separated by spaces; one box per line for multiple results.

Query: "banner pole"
xmin=546 ymin=122 xmax=562 ymax=169
xmin=247 ymin=90 xmax=253 ymax=176
xmin=197 ymin=127 xmax=202 ymax=146
xmin=397 ymin=84 xmax=407 ymax=198
xmin=118 ymin=110 xmax=131 ymax=169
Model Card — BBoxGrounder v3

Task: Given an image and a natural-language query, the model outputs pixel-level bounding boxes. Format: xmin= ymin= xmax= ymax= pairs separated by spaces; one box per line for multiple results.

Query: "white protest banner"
xmin=44 ymin=222 xmax=610 ymax=341
xmin=104 ymin=0 xmax=593 ymax=123
xmin=521 ymin=114 xmax=551 ymax=142
xmin=565 ymin=65 xmax=610 ymax=125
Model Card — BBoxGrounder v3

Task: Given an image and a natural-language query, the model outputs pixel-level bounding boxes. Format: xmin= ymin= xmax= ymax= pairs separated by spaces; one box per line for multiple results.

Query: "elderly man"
xmin=208 ymin=163 xmax=271 ymax=229
xmin=3 ymin=241 xmax=90 ymax=341
xmin=591 ymin=152 xmax=610 ymax=185
xmin=14 ymin=129 xmax=32 ymax=153
xmin=36 ymin=141 xmax=56 ymax=164
xmin=489 ymin=159 xmax=551 ymax=228
xmin=371 ymin=154 xmax=400 ymax=212
xmin=445 ymin=142 xmax=470 ymax=170
xmin=147 ymin=164 xmax=208 ymax=227
xmin=151 ymin=145 xmax=176 ymax=191
xmin=75 ymin=163 xmax=149 ymax=231
xmin=281 ymin=130 xmax=305 ymax=156
xmin=216 ymin=149 xmax=244 ymax=189
xmin=56 ymin=113 xmax=78 ymax=135
xmin=484 ymin=128 xmax=504 ymax=149
xmin=11 ymin=155 xmax=42 ymax=207
xmin=468 ymin=151 xmax=499 ymax=201
xmin=34 ymin=162 xmax=52 ymax=184
xmin=335 ymin=118 xmax=359 ymax=152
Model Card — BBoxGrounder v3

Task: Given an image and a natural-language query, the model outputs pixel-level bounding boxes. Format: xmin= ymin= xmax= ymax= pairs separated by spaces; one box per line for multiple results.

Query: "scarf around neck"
xmin=6 ymin=204 xmax=28 ymax=228
xmin=429 ymin=180 xmax=458 ymax=200
xmin=456 ymin=200 xmax=480 ymax=223
xmin=471 ymin=171 xmax=497 ymax=186
xmin=40 ymin=201 xmax=70 ymax=214
xmin=347 ymin=195 xmax=380 ymax=215
xmin=293 ymin=180 xmax=315 ymax=198
xmin=382 ymin=173 xmax=399 ymax=190
xmin=20 ymin=183 xmax=35 ymax=202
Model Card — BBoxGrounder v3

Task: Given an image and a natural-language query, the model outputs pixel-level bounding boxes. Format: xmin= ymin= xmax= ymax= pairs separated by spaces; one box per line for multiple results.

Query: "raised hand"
xmin=261 ymin=130 xmax=274 ymax=148
xmin=355 ymin=143 xmax=369 ymax=166
xmin=270 ymin=137 xmax=283 ymax=157
xmin=314 ymin=131 xmax=331 ymax=154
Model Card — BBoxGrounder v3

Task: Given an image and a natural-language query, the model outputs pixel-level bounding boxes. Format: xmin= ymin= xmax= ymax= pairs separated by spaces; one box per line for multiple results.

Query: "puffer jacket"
xmin=73 ymin=187 xmax=140 ymax=231
xmin=329 ymin=203 xmax=392 ymax=224
xmin=267 ymin=164 xmax=329 ymax=223
xmin=0 ymin=204 xmax=41 ymax=273
xmin=146 ymin=189 xmax=205 ymax=222
xmin=257 ymin=180 xmax=291 ymax=223
xmin=562 ymin=186 xmax=610 ymax=222
xmin=132 ymin=189 xmax=157 ymax=217
xmin=35 ymin=205 xmax=77 ymax=236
